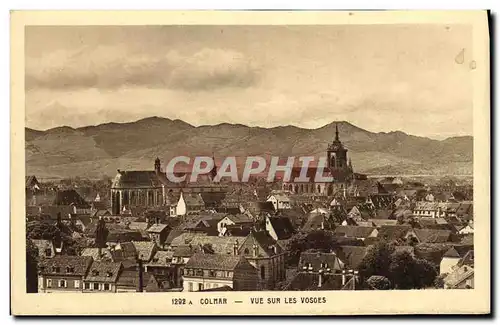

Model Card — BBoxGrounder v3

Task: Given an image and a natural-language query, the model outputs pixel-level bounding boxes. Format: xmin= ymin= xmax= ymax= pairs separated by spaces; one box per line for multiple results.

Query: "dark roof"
xmin=106 ymin=229 xmax=144 ymax=243
xmin=165 ymin=229 xmax=184 ymax=246
xmin=147 ymin=223 xmax=170 ymax=233
xmin=225 ymin=214 xmax=253 ymax=224
xmin=298 ymin=251 xmax=345 ymax=272
xmin=110 ymin=242 xmax=137 ymax=261
xmin=377 ymin=225 xmax=412 ymax=241
xmin=185 ymin=253 xmax=244 ymax=271
xmin=81 ymin=247 xmax=113 ymax=261
xmin=267 ymin=217 xmax=295 ymax=240
xmin=39 ymin=205 xmax=75 ymax=220
xmin=85 ymin=261 xmax=122 ymax=283
xmin=173 ymin=245 xmax=200 ymax=258
xmin=40 ymin=255 xmax=93 ymax=276
xmin=147 ymin=250 xmax=174 ymax=266
xmin=239 ymin=231 xmax=283 ymax=257
xmin=53 ymin=189 xmax=90 ymax=208
xmin=369 ymin=219 xmax=398 ymax=227
xmin=334 ymin=226 xmax=376 ymax=238
xmin=284 ymin=272 xmax=344 ymax=291
xmin=183 ymin=193 xmax=206 ymax=207
xmin=460 ymin=234 xmax=474 ymax=245
xmin=116 ymin=270 xmax=150 ymax=288
xmin=333 ymin=246 xmax=368 ymax=270
xmin=244 ymin=201 xmax=275 ymax=215
xmin=458 ymin=250 xmax=474 ymax=267
xmin=223 ymin=224 xmax=252 ymax=237
xmin=443 ymin=245 xmax=471 ymax=258
xmin=413 ymin=229 xmax=452 ymax=243
xmin=26 ymin=175 xmax=40 ymax=188
xmin=255 ymin=187 xmax=272 ymax=201
xmin=301 ymin=213 xmax=329 ymax=231
xmin=112 ymin=171 xmax=163 ymax=189
xmin=132 ymin=241 xmax=157 ymax=261
xmin=199 ymin=192 xmax=226 ymax=205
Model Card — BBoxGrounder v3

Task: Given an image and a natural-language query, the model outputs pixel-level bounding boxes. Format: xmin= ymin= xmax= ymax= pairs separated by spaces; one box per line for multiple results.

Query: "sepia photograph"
xmin=11 ymin=10 xmax=490 ymax=315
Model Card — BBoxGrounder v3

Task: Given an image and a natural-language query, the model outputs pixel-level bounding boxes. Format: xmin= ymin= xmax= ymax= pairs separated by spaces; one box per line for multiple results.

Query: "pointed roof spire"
xmin=335 ymin=123 xmax=340 ymax=141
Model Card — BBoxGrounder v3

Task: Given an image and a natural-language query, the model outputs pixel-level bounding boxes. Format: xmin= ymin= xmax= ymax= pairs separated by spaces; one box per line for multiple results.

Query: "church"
xmin=281 ymin=124 xmax=366 ymax=196
xmin=110 ymin=158 xmax=227 ymax=215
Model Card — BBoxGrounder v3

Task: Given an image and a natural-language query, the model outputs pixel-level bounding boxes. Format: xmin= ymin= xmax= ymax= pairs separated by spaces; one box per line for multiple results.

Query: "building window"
xmin=45 ymin=249 xmax=52 ymax=257
xmin=58 ymin=280 xmax=67 ymax=288
xmin=188 ymin=282 xmax=193 ymax=292
xmin=74 ymin=280 xmax=80 ymax=289
xmin=198 ymin=283 xmax=203 ymax=291
xmin=47 ymin=279 xmax=52 ymax=288
xmin=104 ymin=283 xmax=110 ymax=291
xmin=260 ymin=266 xmax=266 ymax=279
xmin=93 ymin=283 xmax=99 ymax=290
xmin=244 ymin=248 xmax=249 ymax=254
xmin=84 ymin=282 xmax=90 ymax=290
xmin=209 ymin=270 xmax=216 ymax=277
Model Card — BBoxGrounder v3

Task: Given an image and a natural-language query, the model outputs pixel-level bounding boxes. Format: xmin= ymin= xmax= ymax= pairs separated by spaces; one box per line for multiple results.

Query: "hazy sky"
xmin=25 ymin=25 xmax=473 ymax=139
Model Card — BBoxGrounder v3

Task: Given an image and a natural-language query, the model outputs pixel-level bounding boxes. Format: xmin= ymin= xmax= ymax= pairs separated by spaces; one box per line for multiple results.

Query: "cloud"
xmin=25 ymin=46 xmax=260 ymax=91
xmin=168 ymin=48 xmax=260 ymax=91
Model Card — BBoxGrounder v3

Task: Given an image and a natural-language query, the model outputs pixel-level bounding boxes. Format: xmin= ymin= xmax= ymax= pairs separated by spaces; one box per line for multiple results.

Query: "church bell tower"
xmin=327 ymin=123 xmax=348 ymax=170
xmin=154 ymin=157 xmax=161 ymax=174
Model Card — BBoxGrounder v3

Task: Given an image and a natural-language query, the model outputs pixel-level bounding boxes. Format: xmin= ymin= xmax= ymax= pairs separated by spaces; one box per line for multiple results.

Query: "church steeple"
xmin=154 ymin=157 xmax=161 ymax=174
xmin=335 ymin=123 xmax=340 ymax=142
xmin=210 ymin=152 xmax=218 ymax=181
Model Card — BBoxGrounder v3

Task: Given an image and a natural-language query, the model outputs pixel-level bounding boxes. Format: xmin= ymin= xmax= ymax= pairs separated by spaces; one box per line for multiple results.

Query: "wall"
xmin=38 ymin=275 xmax=83 ymax=293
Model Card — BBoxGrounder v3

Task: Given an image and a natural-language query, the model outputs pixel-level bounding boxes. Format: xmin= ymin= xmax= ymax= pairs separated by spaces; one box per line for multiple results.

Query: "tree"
xmin=94 ymin=217 xmax=109 ymax=251
xmin=389 ymin=251 xmax=417 ymax=289
xmin=433 ymin=274 xmax=446 ymax=289
xmin=26 ymin=239 xmax=39 ymax=293
xmin=366 ymin=275 xmax=391 ymax=290
xmin=285 ymin=230 xmax=362 ymax=267
xmin=358 ymin=241 xmax=395 ymax=280
xmin=359 ymin=241 xmax=439 ymax=289
xmin=413 ymin=258 xmax=438 ymax=288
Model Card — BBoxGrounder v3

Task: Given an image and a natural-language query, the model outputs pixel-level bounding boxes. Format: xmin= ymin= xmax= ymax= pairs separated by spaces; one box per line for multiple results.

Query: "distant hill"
xmin=25 ymin=117 xmax=473 ymax=179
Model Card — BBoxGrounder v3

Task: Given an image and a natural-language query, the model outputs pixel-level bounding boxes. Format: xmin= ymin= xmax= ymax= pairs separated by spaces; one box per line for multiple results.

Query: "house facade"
xmin=83 ymin=261 xmax=122 ymax=293
xmin=38 ymin=256 xmax=93 ymax=293
xmin=182 ymin=253 xmax=258 ymax=291
xmin=237 ymin=231 xmax=286 ymax=290
xmin=266 ymin=194 xmax=291 ymax=210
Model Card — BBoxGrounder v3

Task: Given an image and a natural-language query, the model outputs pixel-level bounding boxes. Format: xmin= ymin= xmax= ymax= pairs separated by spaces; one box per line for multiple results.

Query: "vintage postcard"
xmin=11 ymin=10 xmax=490 ymax=315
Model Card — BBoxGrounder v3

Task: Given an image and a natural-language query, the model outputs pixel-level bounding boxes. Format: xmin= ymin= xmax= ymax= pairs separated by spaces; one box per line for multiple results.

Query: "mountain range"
xmin=25 ymin=117 xmax=473 ymax=180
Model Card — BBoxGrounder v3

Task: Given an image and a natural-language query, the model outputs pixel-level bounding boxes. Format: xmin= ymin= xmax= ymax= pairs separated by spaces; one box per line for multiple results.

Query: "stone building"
xmin=110 ymin=158 xmax=227 ymax=215
xmin=282 ymin=124 xmax=366 ymax=196
xmin=237 ymin=230 xmax=286 ymax=290
xmin=182 ymin=253 xmax=259 ymax=291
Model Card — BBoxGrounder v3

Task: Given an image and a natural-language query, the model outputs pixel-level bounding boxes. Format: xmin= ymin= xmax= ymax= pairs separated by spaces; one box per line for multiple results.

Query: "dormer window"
xmin=66 ymin=266 xmax=75 ymax=273
xmin=53 ymin=266 xmax=60 ymax=273
xmin=92 ymin=270 xmax=99 ymax=276
xmin=106 ymin=271 xmax=113 ymax=277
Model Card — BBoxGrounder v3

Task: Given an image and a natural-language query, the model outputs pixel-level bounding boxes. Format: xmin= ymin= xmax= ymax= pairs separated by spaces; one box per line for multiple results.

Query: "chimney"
xmin=341 ymin=270 xmax=346 ymax=286
xmin=318 ymin=269 xmax=323 ymax=288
